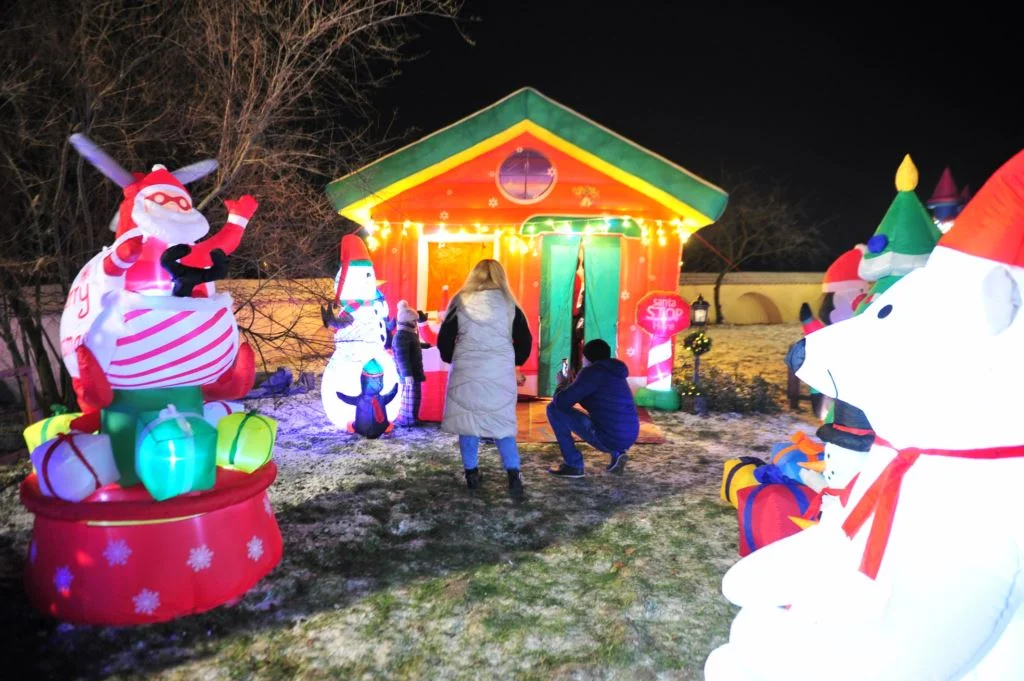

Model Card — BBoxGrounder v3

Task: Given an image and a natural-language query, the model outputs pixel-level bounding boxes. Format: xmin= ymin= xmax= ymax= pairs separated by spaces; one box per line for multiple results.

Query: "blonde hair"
xmin=450 ymin=259 xmax=517 ymax=310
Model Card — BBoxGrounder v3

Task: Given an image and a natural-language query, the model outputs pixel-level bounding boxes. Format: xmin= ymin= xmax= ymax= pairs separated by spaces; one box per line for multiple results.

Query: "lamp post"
xmin=691 ymin=294 xmax=710 ymax=415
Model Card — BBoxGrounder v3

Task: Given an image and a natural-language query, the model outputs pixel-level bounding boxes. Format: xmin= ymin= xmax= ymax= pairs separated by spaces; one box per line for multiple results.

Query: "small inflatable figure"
xmin=337 ymin=359 xmax=398 ymax=439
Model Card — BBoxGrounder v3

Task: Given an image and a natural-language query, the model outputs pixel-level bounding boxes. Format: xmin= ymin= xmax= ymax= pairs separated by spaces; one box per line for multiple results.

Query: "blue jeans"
xmin=546 ymin=402 xmax=611 ymax=469
xmin=459 ymin=435 xmax=520 ymax=470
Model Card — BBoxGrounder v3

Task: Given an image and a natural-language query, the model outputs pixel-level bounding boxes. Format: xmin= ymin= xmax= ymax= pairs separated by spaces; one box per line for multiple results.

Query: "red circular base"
xmin=20 ymin=463 xmax=282 ymax=626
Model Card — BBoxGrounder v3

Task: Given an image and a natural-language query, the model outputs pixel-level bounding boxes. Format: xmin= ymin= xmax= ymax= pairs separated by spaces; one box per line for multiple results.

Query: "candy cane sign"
xmin=636 ymin=291 xmax=691 ymax=391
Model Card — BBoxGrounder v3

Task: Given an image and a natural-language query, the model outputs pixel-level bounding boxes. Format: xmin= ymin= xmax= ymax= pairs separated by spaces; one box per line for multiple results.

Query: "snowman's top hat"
xmin=816 ymin=400 xmax=874 ymax=452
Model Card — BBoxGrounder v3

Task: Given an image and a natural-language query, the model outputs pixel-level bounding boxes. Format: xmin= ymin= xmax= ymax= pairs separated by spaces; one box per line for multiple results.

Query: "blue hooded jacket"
xmin=552 ymin=358 xmax=639 ymax=450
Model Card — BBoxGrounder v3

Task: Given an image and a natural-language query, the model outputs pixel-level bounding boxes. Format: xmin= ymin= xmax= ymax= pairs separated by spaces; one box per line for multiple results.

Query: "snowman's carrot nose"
xmin=799 ymin=460 xmax=827 ymax=473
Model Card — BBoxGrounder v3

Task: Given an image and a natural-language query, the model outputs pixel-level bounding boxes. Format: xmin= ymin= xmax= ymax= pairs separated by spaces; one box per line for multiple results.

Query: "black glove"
xmin=160 ymin=245 xmax=229 ymax=297
xmin=417 ymin=310 xmax=428 ymax=323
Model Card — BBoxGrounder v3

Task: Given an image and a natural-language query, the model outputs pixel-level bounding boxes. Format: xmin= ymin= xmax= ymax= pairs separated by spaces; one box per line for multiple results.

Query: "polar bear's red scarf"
xmin=842 ymin=438 xmax=1024 ymax=580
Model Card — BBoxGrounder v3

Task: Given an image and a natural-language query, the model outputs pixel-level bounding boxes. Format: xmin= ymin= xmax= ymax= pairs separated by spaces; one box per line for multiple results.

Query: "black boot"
xmin=465 ymin=467 xmax=481 ymax=490
xmin=507 ymin=469 xmax=525 ymax=500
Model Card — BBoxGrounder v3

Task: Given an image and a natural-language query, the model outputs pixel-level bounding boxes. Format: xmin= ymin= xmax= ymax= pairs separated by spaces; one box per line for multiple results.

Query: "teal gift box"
xmin=135 ymin=405 xmax=217 ymax=501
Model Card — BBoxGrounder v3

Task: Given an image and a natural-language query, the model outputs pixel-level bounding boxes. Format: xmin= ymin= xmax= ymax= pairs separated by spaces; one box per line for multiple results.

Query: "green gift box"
xmin=216 ymin=411 xmax=277 ymax=474
xmin=135 ymin=405 xmax=217 ymax=501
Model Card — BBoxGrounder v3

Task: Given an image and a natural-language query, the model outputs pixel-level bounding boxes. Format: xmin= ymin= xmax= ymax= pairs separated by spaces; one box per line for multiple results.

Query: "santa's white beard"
xmin=132 ymin=199 xmax=210 ymax=245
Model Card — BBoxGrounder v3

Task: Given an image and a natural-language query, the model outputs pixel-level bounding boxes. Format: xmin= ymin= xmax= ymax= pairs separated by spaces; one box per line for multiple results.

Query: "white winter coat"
xmin=441 ymin=289 xmax=518 ymax=438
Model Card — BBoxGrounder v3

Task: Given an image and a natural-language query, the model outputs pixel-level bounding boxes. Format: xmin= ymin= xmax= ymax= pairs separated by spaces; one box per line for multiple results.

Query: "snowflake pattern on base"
xmin=54 ymin=566 xmax=73 ymax=593
xmin=626 ymin=347 xmax=637 ymax=357
xmin=621 ymin=291 xmax=631 ymax=301
xmin=439 ymin=211 xmax=449 ymax=221
xmin=133 ymin=589 xmax=160 ymax=615
xmin=488 ymin=197 xmax=499 ymax=208
xmin=187 ymin=545 xmax=214 ymax=573
xmin=103 ymin=539 xmax=132 ymax=567
xmin=247 ymin=536 xmax=264 ymax=562
xmin=263 ymin=495 xmax=273 ymax=515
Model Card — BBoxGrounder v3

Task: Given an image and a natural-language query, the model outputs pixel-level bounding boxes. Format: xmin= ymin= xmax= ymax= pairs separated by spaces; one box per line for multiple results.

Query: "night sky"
xmin=371 ymin=1 xmax=1022 ymax=265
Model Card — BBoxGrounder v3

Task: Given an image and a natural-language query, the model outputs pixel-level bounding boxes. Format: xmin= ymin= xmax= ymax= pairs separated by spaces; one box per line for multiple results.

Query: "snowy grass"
xmin=0 ymin=324 xmax=814 ymax=680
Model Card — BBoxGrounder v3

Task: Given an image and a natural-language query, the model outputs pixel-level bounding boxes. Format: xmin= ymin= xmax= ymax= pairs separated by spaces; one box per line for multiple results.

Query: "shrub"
xmin=678 ymin=367 xmax=782 ymax=414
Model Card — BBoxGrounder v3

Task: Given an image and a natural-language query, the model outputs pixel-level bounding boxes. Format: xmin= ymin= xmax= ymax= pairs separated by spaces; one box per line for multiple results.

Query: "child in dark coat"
xmin=393 ymin=300 xmax=430 ymax=426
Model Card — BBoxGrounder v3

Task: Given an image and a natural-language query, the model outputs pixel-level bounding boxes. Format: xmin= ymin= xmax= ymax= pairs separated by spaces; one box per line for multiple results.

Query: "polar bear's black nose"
xmin=786 ymin=339 xmax=806 ymax=372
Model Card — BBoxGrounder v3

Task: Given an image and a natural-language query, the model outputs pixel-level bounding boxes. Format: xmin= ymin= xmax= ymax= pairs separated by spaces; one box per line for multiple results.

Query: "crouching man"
xmin=546 ymin=339 xmax=639 ymax=478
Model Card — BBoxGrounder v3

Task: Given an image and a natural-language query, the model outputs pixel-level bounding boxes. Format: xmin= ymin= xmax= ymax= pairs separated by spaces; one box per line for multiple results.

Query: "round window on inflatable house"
xmin=497 ymin=148 xmax=556 ymax=204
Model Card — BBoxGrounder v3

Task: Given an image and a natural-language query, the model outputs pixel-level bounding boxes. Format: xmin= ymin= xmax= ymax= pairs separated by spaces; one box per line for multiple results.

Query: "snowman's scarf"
xmin=841 ymin=438 xmax=1024 ymax=580
xmin=336 ymin=293 xmax=383 ymax=313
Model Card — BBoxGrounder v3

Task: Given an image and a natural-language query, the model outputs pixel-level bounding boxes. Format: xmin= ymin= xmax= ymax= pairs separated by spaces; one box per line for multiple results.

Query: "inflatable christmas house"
xmin=324 ymin=88 xmax=729 ymax=416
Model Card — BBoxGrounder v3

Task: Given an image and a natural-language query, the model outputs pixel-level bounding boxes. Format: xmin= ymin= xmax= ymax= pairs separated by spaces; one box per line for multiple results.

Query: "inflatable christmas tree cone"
xmin=854 ymin=155 xmax=942 ymax=313
xmin=927 ymin=166 xmax=963 ymax=232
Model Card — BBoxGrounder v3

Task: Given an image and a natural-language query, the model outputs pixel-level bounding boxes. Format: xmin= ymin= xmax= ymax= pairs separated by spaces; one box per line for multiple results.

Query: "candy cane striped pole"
xmin=646 ymin=334 xmax=673 ymax=391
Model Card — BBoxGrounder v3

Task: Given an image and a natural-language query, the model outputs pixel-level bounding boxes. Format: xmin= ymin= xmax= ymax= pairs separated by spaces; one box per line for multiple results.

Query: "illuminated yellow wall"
xmin=678 ymin=272 xmax=825 ymax=325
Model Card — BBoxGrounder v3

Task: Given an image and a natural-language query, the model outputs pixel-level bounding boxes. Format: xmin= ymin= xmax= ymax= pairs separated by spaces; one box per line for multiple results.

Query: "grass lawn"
xmin=0 ymin=324 xmax=812 ymax=680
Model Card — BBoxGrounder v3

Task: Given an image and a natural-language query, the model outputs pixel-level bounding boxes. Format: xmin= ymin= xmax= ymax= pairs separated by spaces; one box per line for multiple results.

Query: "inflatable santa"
xmin=18 ymin=135 xmax=281 ymax=626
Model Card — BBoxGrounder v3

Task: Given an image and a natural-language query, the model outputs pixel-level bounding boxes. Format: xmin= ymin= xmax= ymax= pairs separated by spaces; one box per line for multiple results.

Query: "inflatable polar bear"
xmin=705 ymin=150 xmax=1024 ymax=681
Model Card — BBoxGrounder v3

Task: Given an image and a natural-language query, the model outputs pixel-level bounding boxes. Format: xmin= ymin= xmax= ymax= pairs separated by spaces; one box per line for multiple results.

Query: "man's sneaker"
xmin=507 ymin=469 xmax=525 ymax=500
xmin=465 ymin=467 xmax=481 ymax=490
xmin=547 ymin=464 xmax=584 ymax=478
xmin=606 ymin=451 xmax=629 ymax=474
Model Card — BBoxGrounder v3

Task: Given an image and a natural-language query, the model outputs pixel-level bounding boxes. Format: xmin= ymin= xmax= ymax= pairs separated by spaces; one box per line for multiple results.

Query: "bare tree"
xmin=0 ymin=0 xmax=465 ymax=409
xmin=683 ymin=172 xmax=829 ymax=323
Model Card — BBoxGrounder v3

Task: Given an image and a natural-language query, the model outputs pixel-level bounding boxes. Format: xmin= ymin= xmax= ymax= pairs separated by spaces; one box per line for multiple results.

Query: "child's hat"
xmin=396 ymin=299 xmax=419 ymax=324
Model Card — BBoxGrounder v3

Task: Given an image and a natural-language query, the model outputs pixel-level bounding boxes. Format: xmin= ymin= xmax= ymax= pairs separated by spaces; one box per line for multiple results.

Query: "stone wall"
xmin=678 ymin=272 xmax=825 ymax=325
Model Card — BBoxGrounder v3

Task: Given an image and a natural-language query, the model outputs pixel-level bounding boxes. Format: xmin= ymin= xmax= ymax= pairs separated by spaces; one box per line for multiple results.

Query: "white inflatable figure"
xmin=320 ymin=234 xmax=401 ymax=431
xmin=797 ymin=400 xmax=874 ymax=511
xmin=705 ymin=150 xmax=1024 ymax=681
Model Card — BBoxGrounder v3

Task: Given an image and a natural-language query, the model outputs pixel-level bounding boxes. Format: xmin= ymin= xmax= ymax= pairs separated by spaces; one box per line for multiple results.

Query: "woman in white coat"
xmin=437 ymin=260 xmax=533 ymax=499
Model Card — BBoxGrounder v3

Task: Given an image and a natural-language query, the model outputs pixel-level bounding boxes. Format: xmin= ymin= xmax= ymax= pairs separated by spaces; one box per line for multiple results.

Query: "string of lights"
xmin=361 ymin=215 xmax=694 ymax=254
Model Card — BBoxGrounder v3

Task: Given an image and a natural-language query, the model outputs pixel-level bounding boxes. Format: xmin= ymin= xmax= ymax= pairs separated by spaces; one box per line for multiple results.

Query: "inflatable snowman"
xmin=320 ymin=234 xmax=402 ymax=432
xmin=706 ymin=150 xmax=1024 ymax=681
xmin=796 ymin=400 xmax=873 ymax=518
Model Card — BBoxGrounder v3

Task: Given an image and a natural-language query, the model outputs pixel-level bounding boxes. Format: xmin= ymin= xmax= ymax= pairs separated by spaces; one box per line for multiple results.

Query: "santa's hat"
xmin=822 ymin=245 xmax=868 ymax=293
xmin=116 ymin=165 xmax=190 ymax=238
xmin=937 ymin=150 xmax=1024 ymax=267
xmin=815 ymin=400 xmax=874 ymax=452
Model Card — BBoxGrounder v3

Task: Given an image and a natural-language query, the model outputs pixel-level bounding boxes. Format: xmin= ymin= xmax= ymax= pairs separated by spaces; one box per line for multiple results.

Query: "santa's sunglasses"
xmin=145 ymin=191 xmax=191 ymax=211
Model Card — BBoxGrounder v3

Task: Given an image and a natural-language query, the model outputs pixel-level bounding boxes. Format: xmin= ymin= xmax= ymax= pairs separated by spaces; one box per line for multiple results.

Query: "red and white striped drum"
xmin=62 ymin=287 xmax=239 ymax=390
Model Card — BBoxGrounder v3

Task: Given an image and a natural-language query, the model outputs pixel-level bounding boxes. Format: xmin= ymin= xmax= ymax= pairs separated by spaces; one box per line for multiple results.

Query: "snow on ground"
xmin=0 ymin=324 xmax=815 ymax=680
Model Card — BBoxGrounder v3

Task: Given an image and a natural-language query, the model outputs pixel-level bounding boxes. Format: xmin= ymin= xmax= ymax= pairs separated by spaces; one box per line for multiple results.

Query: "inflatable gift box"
xmin=720 ymin=456 xmax=766 ymax=508
xmin=770 ymin=431 xmax=823 ymax=483
xmin=24 ymin=412 xmax=83 ymax=452
xmin=216 ymin=412 xmax=276 ymax=474
xmin=135 ymin=406 xmax=217 ymax=501
xmin=30 ymin=433 xmax=119 ymax=502
xmin=736 ymin=471 xmax=813 ymax=557
xmin=203 ymin=400 xmax=244 ymax=428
